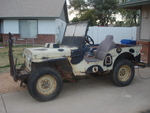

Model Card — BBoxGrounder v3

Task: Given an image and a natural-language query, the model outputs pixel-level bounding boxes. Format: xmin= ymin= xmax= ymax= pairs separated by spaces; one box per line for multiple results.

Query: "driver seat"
xmin=85 ymin=35 xmax=115 ymax=62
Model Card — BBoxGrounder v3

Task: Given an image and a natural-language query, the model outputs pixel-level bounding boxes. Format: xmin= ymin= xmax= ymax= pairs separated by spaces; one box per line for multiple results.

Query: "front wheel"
xmin=110 ymin=60 xmax=135 ymax=87
xmin=27 ymin=67 xmax=63 ymax=102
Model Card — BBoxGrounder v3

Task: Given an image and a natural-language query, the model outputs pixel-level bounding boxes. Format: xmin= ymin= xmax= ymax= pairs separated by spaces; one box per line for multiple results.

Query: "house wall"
xmin=38 ymin=19 xmax=55 ymax=34
xmin=140 ymin=4 xmax=150 ymax=40
xmin=1 ymin=19 xmax=66 ymax=45
xmin=87 ymin=26 xmax=138 ymax=44
xmin=55 ymin=19 xmax=66 ymax=43
xmin=59 ymin=1 xmax=68 ymax=23
xmin=137 ymin=5 xmax=150 ymax=66
xmin=3 ymin=19 xmax=57 ymax=34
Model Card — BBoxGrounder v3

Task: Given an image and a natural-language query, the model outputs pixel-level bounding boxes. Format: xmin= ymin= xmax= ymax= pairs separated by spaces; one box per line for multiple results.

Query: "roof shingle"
xmin=0 ymin=0 xmax=66 ymax=18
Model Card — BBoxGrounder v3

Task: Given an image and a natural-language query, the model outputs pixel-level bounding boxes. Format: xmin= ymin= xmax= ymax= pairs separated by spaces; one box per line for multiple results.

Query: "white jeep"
xmin=8 ymin=21 xmax=145 ymax=102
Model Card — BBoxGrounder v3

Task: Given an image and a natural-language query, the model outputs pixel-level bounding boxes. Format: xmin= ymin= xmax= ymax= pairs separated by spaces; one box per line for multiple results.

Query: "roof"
xmin=0 ymin=0 xmax=66 ymax=19
xmin=118 ymin=0 xmax=150 ymax=9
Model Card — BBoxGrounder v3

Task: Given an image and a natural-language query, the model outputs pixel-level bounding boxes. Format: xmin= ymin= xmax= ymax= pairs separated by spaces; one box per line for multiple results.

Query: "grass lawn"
xmin=0 ymin=45 xmax=42 ymax=74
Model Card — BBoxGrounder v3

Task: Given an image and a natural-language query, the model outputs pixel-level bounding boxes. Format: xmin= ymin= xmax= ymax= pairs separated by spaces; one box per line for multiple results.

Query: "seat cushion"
xmin=95 ymin=35 xmax=115 ymax=60
xmin=84 ymin=57 xmax=100 ymax=62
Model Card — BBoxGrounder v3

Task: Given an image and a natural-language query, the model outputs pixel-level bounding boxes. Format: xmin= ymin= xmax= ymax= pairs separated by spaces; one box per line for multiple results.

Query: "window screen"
xmin=20 ymin=20 xmax=37 ymax=38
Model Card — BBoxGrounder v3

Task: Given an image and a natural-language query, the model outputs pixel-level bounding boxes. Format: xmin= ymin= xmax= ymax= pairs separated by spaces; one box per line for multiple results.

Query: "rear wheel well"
xmin=114 ymin=52 xmax=135 ymax=67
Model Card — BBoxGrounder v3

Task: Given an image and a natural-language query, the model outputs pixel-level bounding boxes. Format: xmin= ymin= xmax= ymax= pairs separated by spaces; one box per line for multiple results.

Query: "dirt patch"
xmin=0 ymin=73 xmax=27 ymax=94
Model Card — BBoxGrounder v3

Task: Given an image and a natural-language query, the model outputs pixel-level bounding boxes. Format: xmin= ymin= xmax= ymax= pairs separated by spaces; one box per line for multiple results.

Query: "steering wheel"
xmin=85 ymin=35 xmax=94 ymax=45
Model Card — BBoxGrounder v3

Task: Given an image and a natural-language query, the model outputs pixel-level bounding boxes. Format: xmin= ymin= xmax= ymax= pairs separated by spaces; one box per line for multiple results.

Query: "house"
xmin=118 ymin=0 xmax=150 ymax=66
xmin=0 ymin=0 xmax=69 ymax=45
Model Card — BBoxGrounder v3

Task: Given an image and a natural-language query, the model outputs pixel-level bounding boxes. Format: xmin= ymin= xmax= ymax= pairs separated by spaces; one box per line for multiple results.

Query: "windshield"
xmin=65 ymin=22 xmax=88 ymax=37
xmin=61 ymin=21 xmax=89 ymax=48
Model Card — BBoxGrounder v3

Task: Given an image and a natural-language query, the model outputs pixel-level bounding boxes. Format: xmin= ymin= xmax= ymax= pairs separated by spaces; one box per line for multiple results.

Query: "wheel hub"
xmin=118 ymin=65 xmax=131 ymax=82
xmin=36 ymin=75 xmax=57 ymax=95
xmin=41 ymin=80 xmax=50 ymax=89
xmin=120 ymin=69 xmax=125 ymax=76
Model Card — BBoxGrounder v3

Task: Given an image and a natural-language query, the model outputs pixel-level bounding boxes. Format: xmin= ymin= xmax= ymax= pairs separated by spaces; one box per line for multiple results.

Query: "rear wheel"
xmin=28 ymin=67 xmax=63 ymax=102
xmin=110 ymin=59 xmax=134 ymax=87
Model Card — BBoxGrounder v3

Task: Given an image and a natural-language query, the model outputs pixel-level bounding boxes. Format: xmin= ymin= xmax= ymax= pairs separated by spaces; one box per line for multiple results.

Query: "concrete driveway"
xmin=0 ymin=67 xmax=150 ymax=113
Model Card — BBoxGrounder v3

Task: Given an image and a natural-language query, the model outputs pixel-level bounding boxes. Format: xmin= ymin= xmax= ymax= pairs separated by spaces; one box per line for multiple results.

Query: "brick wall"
xmin=137 ymin=41 xmax=150 ymax=67
xmin=2 ymin=34 xmax=55 ymax=46
xmin=36 ymin=34 xmax=55 ymax=45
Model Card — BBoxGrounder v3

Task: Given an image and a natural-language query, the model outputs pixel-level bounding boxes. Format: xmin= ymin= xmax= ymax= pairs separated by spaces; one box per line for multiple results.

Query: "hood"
xmin=23 ymin=46 xmax=78 ymax=60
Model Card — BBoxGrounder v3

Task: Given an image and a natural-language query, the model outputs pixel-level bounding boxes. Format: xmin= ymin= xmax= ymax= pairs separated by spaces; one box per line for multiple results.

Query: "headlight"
xmin=22 ymin=49 xmax=25 ymax=58
xmin=22 ymin=54 xmax=25 ymax=58
xmin=28 ymin=54 xmax=32 ymax=61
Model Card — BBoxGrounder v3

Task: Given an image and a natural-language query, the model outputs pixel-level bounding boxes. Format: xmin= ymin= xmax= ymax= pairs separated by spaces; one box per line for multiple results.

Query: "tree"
xmin=68 ymin=0 xmax=88 ymax=15
xmin=71 ymin=17 xmax=80 ymax=22
xmin=71 ymin=9 xmax=97 ymax=26
xmin=118 ymin=9 xmax=140 ymax=26
xmin=88 ymin=0 xmax=118 ymax=26
xmin=80 ymin=9 xmax=97 ymax=26
xmin=118 ymin=0 xmax=141 ymax=27
xmin=68 ymin=0 xmax=118 ymax=26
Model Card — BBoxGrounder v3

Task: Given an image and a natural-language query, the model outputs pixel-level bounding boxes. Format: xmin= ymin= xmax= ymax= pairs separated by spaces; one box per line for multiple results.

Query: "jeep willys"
xmin=8 ymin=21 xmax=145 ymax=102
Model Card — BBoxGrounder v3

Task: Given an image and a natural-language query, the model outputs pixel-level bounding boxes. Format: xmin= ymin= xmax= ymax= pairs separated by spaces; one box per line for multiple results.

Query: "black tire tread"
xmin=27 ymin=67 xmax=63 ymax=102
xmin=110 ymin=59 xmax=135 ymax=87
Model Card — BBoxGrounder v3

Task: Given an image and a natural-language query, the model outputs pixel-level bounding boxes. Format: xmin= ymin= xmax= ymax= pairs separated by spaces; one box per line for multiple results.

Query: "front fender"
xmin=31 ymin=57 xmax=68 ymax=63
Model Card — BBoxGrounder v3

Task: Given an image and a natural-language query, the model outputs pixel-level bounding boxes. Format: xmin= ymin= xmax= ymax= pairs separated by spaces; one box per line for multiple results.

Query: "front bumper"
xmin=12 ymin=64 xmax=30 ymax=82
xmin=8 ymin=33 xmax=30 ymax=82
xmin=17 ymin=64 xmax=30 ymax=80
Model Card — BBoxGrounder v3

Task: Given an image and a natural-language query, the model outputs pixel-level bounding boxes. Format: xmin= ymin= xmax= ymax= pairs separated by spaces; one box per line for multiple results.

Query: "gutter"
xmin=118 ymin=0 xmax=150 ymax=8
xmin=0 ymin=17 xmax=59 ymax=19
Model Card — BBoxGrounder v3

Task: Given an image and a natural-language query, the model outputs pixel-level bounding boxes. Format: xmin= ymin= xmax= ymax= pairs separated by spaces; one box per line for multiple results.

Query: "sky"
xmin=66 ymin=0 xmax=75 ymax=20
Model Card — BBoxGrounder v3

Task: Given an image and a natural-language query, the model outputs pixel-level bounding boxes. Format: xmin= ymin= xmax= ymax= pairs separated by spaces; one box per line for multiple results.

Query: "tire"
xmin=110 ymin=59 xmax=134 ymax=87
xmin=27 ymin=67 xmax=63 ymax=102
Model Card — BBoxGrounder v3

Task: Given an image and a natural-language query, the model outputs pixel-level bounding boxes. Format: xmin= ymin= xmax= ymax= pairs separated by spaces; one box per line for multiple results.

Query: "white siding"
xmin=2 ymin=19 xmax=66 ymax=41
xmin=38 ymin=19 xmax=56 ymax=34
xmin=3 ymin=20 xmax=19 ymax=34
xmin=55 ymin=19 xmax=66 ymax=43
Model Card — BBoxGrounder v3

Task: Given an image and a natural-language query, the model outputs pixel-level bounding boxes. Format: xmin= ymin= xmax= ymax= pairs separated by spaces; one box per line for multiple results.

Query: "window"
xmin=19 ymin=20 xmax=37 ymax=38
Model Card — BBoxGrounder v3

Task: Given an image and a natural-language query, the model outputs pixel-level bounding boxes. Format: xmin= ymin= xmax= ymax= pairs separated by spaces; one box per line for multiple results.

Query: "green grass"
xmin=0 ymin=64 xmax=10 ymax=68
xmin=0 ymin=47 xmax=23 ymax=73
xmin=0 ymin=45 xmax=42 ymax=73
